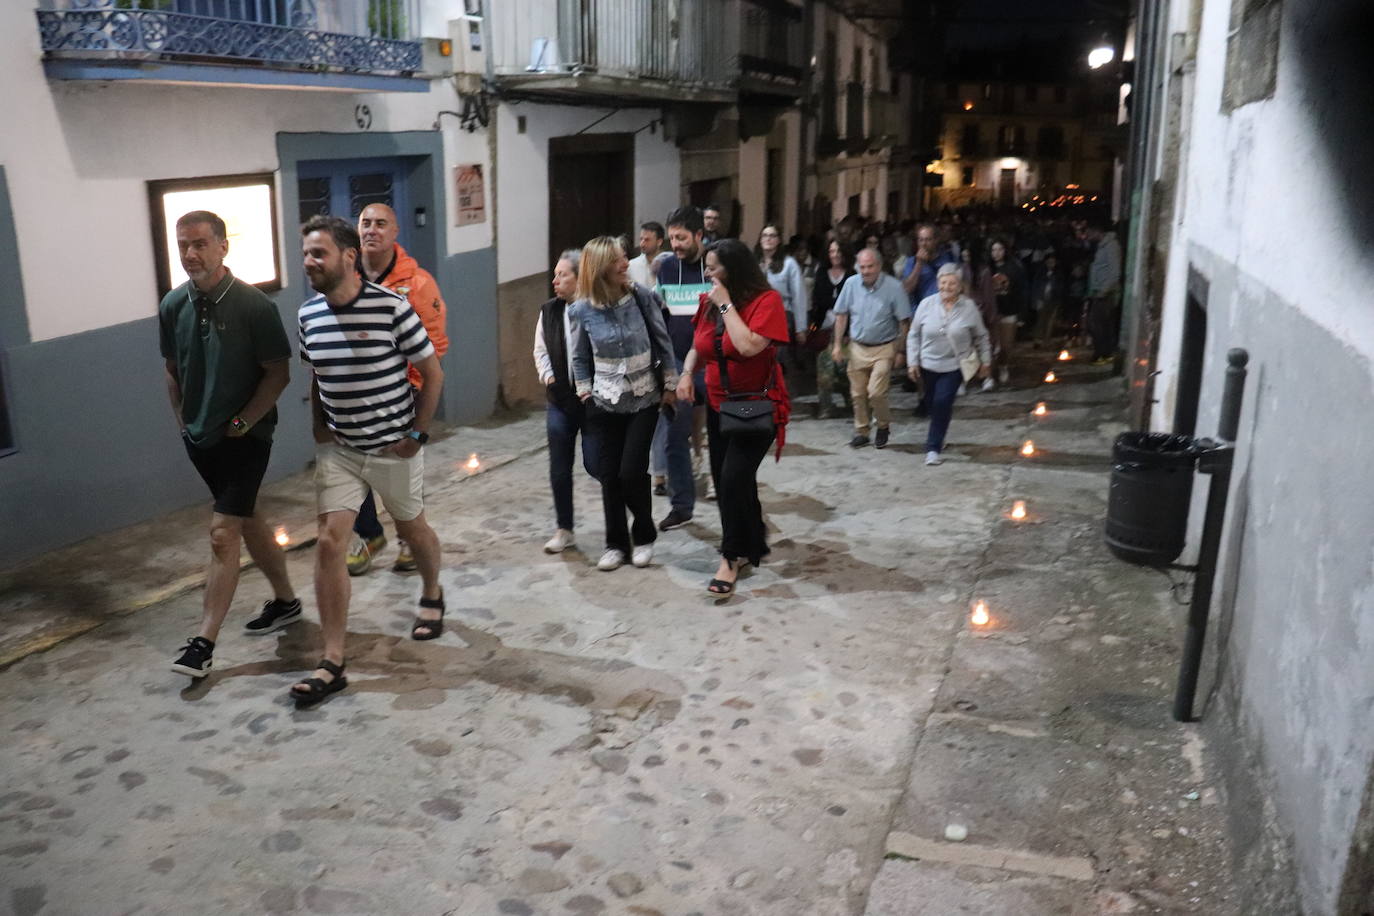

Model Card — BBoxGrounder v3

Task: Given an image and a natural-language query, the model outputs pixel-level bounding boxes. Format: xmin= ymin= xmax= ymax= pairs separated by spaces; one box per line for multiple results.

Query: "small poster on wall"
xmin=455 ymin=165 xmax=486 ymax=226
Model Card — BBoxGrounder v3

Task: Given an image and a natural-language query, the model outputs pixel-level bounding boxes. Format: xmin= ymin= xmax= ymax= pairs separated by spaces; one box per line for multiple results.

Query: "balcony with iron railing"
xmin=488 ymin=0 xmax=802 ymax=105
xmin=35 ymin=0 xmax=425 ymax=91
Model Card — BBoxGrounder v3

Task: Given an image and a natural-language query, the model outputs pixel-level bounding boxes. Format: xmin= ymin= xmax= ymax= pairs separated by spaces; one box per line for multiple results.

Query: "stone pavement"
xmin=0 ymin=353 xmax=1237 ymax=916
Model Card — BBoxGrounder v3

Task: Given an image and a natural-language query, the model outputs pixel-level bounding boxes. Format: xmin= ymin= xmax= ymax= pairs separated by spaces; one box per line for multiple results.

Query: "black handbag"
xmin=714 ymin=311 xmax=776 ymax=438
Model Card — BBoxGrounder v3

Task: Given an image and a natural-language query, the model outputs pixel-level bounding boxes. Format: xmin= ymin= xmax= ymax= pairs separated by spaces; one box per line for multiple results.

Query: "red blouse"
xmin=690 ymin=289 xmax=792 ymax=458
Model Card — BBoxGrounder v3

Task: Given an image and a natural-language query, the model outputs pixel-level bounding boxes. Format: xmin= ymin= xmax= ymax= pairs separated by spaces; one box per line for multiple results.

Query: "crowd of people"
xmin=159 ymin=199 xmax=1121 ymax=707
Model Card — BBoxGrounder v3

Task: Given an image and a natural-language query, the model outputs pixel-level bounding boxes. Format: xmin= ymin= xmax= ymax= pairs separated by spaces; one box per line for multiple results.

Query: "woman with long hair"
xmin=810 ymin=239 xmax=855 ymax=418
xmin=986 ymin=237 xmax=1027 ymax=389
xmin=755 ymin=223 xmax=808 ymax=346
xmin=676 ymin=240 xmax=792 ymax=596
xmin=533 ymin=248 xmax=598 ymax=554
xmin=568 ymin=237 xmax=678 ymax=571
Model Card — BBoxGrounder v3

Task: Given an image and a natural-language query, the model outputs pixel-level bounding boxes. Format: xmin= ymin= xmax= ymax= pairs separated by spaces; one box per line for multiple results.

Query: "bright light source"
xmin=963 ymin=100 xmax=974 ymax=111
xmin=274 ymin=526 xmax=290 ymax=547
xmin=1021 ymin=440 xmax=1036 ymax=457
xmin=464 ymin=452 xmax=481 ymax=473
xmin=1033 ymin=402 xmax=1048 ymax=417
xmin=1044 ymin=371 xmax=1057 ymax=383
xmin=970 ymin=600 xmax=991 ymax=627
xmin=1010 ymin=500 xmax=1027 ymax=520
xmin=1088 ymin=46 xmax=1115 ymax=69
xmin=1058 ymin=350 xmax=1071 ymax=361
xmin=1000 ymin=157 xmax=1022 ymax=169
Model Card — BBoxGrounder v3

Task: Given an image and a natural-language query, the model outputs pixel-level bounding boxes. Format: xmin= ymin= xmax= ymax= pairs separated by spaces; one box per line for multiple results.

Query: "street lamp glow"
xmin=1088 ymin=46 xmax=1115 ymax=69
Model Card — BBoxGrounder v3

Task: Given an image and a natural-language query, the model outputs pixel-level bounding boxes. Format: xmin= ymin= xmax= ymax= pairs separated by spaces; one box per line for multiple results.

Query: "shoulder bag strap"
xmin=714 ymin=307 xmax=775 ymax=400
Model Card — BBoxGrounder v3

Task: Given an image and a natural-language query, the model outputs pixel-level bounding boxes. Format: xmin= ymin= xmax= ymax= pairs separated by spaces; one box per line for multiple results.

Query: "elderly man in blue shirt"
xmin=831 ymin=247 xmax=912 ymax=449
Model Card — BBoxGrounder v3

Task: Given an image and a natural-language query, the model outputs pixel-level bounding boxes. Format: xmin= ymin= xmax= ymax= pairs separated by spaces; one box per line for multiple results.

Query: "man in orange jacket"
xmin=347 ymin=203 xmax=450 ymax=575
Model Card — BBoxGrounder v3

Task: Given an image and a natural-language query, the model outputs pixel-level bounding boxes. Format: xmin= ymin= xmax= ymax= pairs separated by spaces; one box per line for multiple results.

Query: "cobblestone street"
xmin=0 ymin=359 xmax=1237 ymax=915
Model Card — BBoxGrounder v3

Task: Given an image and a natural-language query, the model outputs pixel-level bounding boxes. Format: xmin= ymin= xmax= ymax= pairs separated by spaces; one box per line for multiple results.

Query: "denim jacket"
xmin=569 ymin=284 xmax=679 ymax=413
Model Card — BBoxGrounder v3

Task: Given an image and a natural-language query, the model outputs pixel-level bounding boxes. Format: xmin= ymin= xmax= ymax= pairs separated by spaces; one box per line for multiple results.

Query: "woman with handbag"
xmin=905 ymin=263 xmax=992 ymax=467
xmin=810 ymin=239 xmax=855 ymax=419
xmin=676 ymin=240 xmax=792 ymax=595
xmin=569 ymin=237 xmax=678 ymax=571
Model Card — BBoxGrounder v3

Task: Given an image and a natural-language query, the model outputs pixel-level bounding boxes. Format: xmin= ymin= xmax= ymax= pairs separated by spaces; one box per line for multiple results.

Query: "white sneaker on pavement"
xmin=957 ymin=382 xmax=967 ymax=396
xmin=631 ymin=545 xmax=654 ymax=568
xmin=925 ymin=450 xmax=943 ymax=466
xmin=597 ymin=549 xmax=625 ymax=571
xmin=544 ymin=529 xmax=575 ymax=554
xmin=981 ymin=377 xmax=996 ymax=392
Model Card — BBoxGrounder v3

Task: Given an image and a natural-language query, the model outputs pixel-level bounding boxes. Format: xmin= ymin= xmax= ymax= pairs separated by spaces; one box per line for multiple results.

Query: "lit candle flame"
xmin=1011 ymin=500 xmax=1027 ymax=520
xmin=1020 ymin=440 xmax=1036 ymax=457
xmin=971 ymin=600 xmax=991 ymax=627
xmin=274 ymin=526 xmax=290 ymax=547
xmin=1058 ymin=350 xmax=1071 ymax=361
xmin=1044 ymin=371 xmax=1057 ymax=383
xmin=465 ymin=453 xmax=480 ymax=472
xmin=1033 ymin=402 xmax=1048 ymax=416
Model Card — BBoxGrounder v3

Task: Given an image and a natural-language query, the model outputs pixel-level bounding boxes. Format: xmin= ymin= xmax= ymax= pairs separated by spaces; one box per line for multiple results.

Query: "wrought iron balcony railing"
xmin=738 ymin=0 xmax=804 ymax=96
xmin=36 ymin=0 xmax=422 ymax=78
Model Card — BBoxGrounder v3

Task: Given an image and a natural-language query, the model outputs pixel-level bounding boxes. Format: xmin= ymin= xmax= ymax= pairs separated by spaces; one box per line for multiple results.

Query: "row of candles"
xmin=971 ymin=350 xmax=1072 ymax=629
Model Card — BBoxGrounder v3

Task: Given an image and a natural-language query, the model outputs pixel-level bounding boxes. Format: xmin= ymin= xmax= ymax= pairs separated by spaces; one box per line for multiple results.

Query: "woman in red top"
xmin=675 ymin=240 xmax=791 ymax=595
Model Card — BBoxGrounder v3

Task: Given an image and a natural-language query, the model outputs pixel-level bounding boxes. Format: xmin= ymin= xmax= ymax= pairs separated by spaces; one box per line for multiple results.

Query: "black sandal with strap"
xmin=411 ymin=591 xmax=445 ymax=641
xmin=291 ymin=659 xmax=347 ymax=707
xmin=707 ymin=559 xmax=740 ymax=596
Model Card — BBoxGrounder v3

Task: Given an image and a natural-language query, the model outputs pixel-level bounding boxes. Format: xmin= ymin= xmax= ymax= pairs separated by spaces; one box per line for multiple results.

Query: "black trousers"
xmin=706 ymin=408 xmax=776 ymax=564
xmin=588 ymin=404 xmax=660 ymax=553
xmin=1088 ymin=296 xmax=1119 ymax=360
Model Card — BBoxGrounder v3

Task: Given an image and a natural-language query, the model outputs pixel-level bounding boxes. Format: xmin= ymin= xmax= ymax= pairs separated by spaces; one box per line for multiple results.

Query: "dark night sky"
xmin=941 ymin=0 xmax=1130 ymax=50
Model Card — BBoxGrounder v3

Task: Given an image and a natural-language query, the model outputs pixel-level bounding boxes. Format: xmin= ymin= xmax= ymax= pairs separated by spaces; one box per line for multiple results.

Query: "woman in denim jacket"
xmin=569 ymin=236 xmax=678 ymax=572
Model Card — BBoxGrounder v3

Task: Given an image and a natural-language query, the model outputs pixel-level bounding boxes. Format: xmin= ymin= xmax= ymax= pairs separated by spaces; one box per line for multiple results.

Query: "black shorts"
xmin=184 ymin=434 xmax=272 ymax=518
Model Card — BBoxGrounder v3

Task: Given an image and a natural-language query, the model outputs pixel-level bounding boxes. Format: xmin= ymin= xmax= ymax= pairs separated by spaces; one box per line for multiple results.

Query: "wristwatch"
xmin=406 ymin=429 xmax=430 ymax=445
xmin=718 ymin=302 xmax=733 ymax=315
xmin=229 ymin=416 xmax=249 ymax=434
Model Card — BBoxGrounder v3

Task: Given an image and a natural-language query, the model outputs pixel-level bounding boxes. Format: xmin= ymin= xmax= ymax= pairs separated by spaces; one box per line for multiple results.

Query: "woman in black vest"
xmin=534 ymin=249 xmax=598 ymax=553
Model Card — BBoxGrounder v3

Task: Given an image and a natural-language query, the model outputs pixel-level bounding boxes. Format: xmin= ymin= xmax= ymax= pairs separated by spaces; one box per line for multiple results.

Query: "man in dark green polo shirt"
xmin=159 ymin=209 xmax=301 ymax=678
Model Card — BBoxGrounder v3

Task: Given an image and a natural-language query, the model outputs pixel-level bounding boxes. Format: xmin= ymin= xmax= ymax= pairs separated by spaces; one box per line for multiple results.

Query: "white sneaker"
xmin=981 ymin=377 xmax=996 ymax=392
xmin=631 ymin=545 xmax=654 ymax=568
xmin=925 ymin=450 xmax=943 ymax=466
xmin=597 ymin=549 xmax=625 ymax=571
xmin=543 ymin=529 xmax=575 ymax=554
xmin=956 ymin=382 xmax=967 ymax=396
xmin=705 ymin=479 xmax=717 ymax=501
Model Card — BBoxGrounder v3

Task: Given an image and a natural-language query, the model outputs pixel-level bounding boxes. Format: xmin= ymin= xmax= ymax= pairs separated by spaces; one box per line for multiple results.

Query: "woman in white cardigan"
xmin=906 ymin=263 xmax=992 ymax=466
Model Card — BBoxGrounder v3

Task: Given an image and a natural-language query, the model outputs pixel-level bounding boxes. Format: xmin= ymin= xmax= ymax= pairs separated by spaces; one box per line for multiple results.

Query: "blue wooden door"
xmin=296 ymin=157 xmax=410 ymax=249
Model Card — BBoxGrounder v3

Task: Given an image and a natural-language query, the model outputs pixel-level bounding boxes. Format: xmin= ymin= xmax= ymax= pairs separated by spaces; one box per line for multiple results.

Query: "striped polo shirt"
xmin=298 ymin=281 xmax=435 ymax=452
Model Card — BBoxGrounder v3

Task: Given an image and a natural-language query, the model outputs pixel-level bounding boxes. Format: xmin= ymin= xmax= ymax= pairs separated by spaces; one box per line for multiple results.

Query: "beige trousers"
xmin=846 ymin=339 xmax=897 ymax=432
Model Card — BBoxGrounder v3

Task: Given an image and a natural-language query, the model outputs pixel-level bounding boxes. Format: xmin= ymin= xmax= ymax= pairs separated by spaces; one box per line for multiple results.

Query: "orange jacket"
xmin=379 ymin=244 xmax=449 ymax=389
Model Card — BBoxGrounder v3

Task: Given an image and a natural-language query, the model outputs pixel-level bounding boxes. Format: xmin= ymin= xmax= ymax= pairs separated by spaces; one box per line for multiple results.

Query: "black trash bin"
xmin=1105 ymin=432 xmax=1202 ymax=566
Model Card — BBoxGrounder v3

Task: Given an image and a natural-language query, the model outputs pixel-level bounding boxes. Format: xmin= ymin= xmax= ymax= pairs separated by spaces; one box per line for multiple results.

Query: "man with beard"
xmin=292 ymin=216 xmax=445 ymax=706
xmin=652 ymin=205 xmax=712 ymax=525
xmin=162 ymin=210 xmax=300 ymax=678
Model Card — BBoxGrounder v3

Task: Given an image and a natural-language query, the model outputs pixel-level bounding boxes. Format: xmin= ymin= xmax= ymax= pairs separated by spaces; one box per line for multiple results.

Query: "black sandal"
xmin=707 ymin=559 xmax=740 ymax=596
xmin=411 ymin=591 xmax=445 ymax=641
xmin=291 ymin=659 xmax=347 ymax=706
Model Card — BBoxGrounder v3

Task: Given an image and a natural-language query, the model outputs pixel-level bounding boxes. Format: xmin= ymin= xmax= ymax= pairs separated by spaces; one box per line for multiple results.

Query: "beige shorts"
xmin=314 ymin=442 xmax=424 ymax=522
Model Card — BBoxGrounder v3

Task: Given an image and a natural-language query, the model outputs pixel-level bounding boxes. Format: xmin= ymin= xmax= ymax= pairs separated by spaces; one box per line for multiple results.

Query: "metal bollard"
xmin=1172 ymin=348 xmax=1249 ymax=722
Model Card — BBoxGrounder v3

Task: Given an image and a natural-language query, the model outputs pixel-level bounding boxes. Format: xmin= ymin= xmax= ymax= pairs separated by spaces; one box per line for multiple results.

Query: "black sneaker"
xmin=849 ymin=433 xmax=871 ymax=448
xmin=653 ymin=482 xmax=667 ymax=497
xmin=243 ymin=598 xmax=302 ymax=635
xmin=171 ymin=636 xmax=215 ymax=678
xmin=658 ymin=508 xmax=693 ymax=531
xmin=875 ymin=427 xmax=890 ymax=449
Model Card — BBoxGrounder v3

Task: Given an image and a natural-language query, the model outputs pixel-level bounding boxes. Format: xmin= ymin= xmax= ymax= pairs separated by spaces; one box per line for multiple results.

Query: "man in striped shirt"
xmin=291 ymin=216 xmax=445 ymax=705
